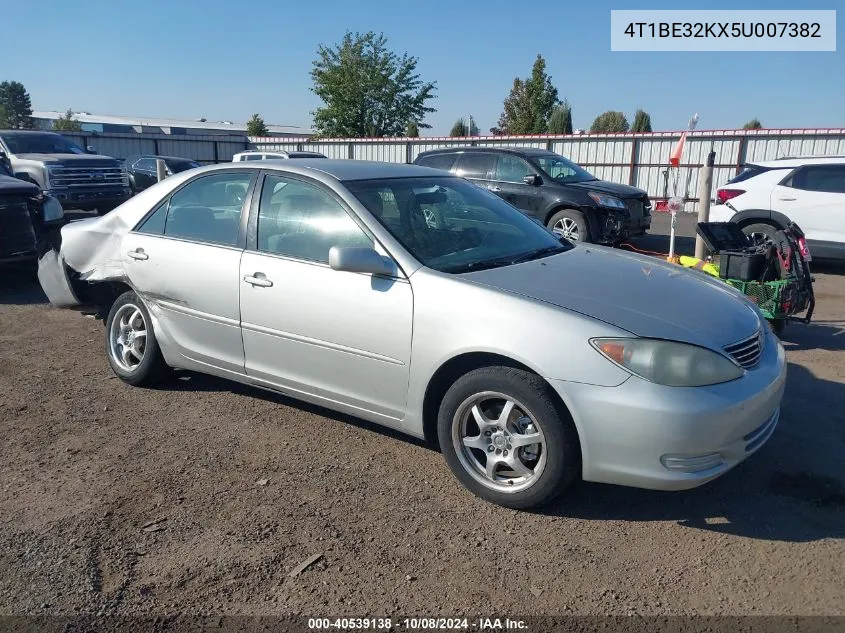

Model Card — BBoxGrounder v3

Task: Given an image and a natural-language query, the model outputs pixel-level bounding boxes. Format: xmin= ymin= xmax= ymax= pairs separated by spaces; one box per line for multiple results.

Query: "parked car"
xmin=0 ymin=130 xmax=131 ymax=214
xmin=38 ymin=160 xmax=784 ymax=509
xmin=710 ymin=156 xmax=845 ymax=259
xmin=124 ymin=155 xmax=202 ymax=193
xmin=413 ymin=147 xmax=651 ymax=244
xmin=232 ymin=150 xmax=327 ymax=162
xmin=0 ymin=157 xmax=65 ymax=264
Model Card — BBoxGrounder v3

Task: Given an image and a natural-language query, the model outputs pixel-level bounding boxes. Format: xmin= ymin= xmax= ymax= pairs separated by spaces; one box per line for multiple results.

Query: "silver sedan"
xmin=38 ymin=160 xmax=786 ymax=509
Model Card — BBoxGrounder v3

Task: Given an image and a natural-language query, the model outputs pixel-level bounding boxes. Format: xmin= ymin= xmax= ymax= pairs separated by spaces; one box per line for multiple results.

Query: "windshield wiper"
xmin=440 ymin=256 xmax=521 ymax=274
xmin=510 ymin=245 xmax=568 ymax=264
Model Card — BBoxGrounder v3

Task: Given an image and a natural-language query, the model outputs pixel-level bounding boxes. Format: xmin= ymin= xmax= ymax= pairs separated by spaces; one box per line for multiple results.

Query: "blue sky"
xmin=1 ymin=0 xmax=842 ymax=135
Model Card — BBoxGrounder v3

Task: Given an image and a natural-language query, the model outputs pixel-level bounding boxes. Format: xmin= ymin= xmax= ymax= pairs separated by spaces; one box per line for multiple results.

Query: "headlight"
xmin=42 ymin=196 xmax=64 ymax=222
xmin=588 ymin=192 xmax=627 ymax=210
xmin=591 ymin=338 xmax=744 ymax=387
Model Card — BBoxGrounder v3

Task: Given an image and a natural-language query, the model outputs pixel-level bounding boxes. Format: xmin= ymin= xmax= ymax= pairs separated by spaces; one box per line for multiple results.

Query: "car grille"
xmin=48 ymin=167 xmax=127 ymax=189
xmin=0 ymin=199 xmax=36 ymax=257
xmin=626 ymin=196 xmax=651 ymax=218
xmin=724 ymin=330 xmax=764 ymax=369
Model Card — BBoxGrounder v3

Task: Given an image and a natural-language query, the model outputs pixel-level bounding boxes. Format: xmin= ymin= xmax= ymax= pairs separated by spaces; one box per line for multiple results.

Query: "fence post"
xmin=694 ymin=150 xmax=716 ymax=259
xmin=213 ymin=141 xmax=219 ymax=164
xmin=735 ymin=135 xmax=748 ymax=175
xmin=628 ymin=137 xmax=638 ymax=185
xmin=405 ymin=142 xmax=412 ymax=164
xmin=153 ymin=138 xmax=160 ymax=155
xmin=546 ymin=138 xmax=553 ymax=151
xmin=348 ymin=142 xmax=354 ymax=160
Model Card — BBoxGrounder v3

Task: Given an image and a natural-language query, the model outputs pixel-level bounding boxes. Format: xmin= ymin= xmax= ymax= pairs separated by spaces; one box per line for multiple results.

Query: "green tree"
xmin=631 ymin=108 xmax=652 ymax=133
xmin=246 ymin=113 xmax=269 ymax=136
xmin=496 ymin=55 xmax=560 ymax=135
xmin=590 ymin=110 xmax=629 ymax=133
xmin=449 ymin=117 xmax=479 ymax=137
xmin=742 ymin=118 xmax=762 ymax=130
xmin=52 ymin=109 xmax=83 ymax=132
xmin=310 ymin=31 xmax=436 ymax=137
xmin=547 ymin=100 xmax=573 ymax=135
xmin=405 ymin=121 xmax=419 ymax=137
xmin=0 ymin=80 xmax=34 ymax=129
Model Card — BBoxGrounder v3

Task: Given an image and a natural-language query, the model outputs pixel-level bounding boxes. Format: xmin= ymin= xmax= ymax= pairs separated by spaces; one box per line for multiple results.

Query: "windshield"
xmin=532 ymin=153 xmax=596 ymax=183
xmin=345 ymin=177 xmax=571 ymax=274
xmin=0 ymin=132 xmax=86 ymax=155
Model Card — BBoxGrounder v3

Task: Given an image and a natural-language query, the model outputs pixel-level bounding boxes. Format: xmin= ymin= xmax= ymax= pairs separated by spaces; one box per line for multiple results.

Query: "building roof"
xmin=32 ymin=111 xmax=313 ymax=136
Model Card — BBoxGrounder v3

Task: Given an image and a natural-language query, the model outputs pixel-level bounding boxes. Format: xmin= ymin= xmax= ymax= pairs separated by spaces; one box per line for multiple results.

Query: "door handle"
xmin=778 ymin=196 xmax=797 ymax=201
xmin=488 ymin=185 xmax=502 ymax=193
xmin=127 ymin=248 xmax=148 ymax=261
xmin=243 ymin=273 xmax=273 ymax=288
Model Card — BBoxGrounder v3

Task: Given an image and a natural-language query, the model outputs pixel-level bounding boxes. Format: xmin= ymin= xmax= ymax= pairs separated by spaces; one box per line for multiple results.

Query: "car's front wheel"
xmin=105 ymin=291 xmax=171 ymax=386
xmin=437 ymin=367 xmax=580 ymax=509
xmin=548 ymin=209 xmax=590 ymax=243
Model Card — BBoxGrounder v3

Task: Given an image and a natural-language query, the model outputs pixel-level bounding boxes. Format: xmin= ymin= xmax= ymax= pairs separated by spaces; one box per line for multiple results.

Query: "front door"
xmin=239 ymin=173 xmax=413 ymax=423
xmin=491 ymin=153 xmax=545 ymax=218
xmin=122 ymin=170 xmax=254 ymax=374
xmin=771 ymin=164 xmax=845 ymax=248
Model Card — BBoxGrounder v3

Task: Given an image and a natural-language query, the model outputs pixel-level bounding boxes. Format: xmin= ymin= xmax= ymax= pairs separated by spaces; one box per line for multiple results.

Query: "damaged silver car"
xmin=39 ymin=160 xmax=786 ymax=509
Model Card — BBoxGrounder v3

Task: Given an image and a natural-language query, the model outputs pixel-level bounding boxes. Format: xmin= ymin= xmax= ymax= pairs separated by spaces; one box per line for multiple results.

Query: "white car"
xmin=232 ymin=150 xmax=327 ymax=162
xmin=709 ymin=156 xmax=845 ymax=259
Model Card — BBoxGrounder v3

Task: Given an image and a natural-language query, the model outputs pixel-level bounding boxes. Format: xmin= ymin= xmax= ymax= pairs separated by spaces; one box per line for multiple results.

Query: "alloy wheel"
xmin=109 ymin=303 xmax=147 ymax=372
xmin=554 ymin=217 xmax=580 ymax=241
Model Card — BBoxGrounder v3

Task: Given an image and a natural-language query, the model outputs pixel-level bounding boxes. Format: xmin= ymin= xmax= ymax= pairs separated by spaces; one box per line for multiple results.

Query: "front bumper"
xmin=49 ymin=187 xmax=131 ymax=210
xmin=550 ymin=326 xmax=786 ymax=490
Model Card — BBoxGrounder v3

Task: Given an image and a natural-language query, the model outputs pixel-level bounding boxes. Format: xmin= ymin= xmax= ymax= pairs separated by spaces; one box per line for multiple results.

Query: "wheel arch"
xmin=732 ymin=208 xmax=791 ymax=230
xmin=421 ymin=351 xmax=579 ymax=454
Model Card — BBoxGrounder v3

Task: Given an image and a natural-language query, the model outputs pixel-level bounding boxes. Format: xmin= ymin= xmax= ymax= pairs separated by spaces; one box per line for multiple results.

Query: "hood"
xmin=462 ymin=245 xmax=761 ymax=349
xmin=567 ymin=179 xmax=646 ymax=199
xmin=0 ymin=174 xmax=39 ymax=195
xmin=15 ymin=153 xmax=120 ymax=168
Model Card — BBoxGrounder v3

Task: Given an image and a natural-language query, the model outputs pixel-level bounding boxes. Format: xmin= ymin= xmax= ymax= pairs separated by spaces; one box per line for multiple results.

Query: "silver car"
xmin=38 ymin=160 xmax=786 ymax=509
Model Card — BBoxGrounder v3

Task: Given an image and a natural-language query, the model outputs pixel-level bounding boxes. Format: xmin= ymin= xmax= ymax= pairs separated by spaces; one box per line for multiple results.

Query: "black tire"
xmin=547 ymin=209 xmax=591 ymax=243
xmin=437 ymin=366 xmax=580 ymax=510
xmin=742 ymin=222 xmax=780 ymax=245
xmin=104 ymin=291 xmax=171 ymax=386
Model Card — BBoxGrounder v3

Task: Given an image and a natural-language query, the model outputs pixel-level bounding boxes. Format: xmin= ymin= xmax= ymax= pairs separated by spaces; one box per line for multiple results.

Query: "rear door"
xmin=771 ymin=164 xmax=845 ymax=246
xmin=122 ymin=170 xmax=255 ymax=374
xmin=490 ymin=153 xmax=545 ymax=217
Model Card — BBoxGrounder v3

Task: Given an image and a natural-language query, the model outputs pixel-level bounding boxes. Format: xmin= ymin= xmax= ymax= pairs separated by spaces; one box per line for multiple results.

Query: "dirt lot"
xmin=1 ymin=213 xmax=843 ymax=620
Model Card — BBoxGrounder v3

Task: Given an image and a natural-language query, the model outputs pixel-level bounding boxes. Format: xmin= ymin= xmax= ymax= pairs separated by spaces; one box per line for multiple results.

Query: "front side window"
xmin=136 ymin=172 xmax=252 ymax=245
xmin=345 ymin=177 xmax=570 ymax=274
xmin=494 ymin=154 xmax=534 ymax=183
xmin=256 ymin=174 xmax=371 ymax=263
xmin=532 ymin=153 xmax=596 ymax=183
xmin=791 ymin=165 xmax=845 ymax=193
xmin=134 ymin=158 xmax=155 ymax=171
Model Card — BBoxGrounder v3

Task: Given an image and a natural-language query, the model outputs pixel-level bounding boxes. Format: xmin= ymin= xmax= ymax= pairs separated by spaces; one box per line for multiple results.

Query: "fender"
xmin=11 ymin=167 xmax=45 ymax=189
xmin=731 ymin=208 xmax=792 ymax=229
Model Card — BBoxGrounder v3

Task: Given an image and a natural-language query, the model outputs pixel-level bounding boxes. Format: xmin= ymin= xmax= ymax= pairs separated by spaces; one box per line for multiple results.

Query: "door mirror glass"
xmin=523 ymin=174 xmax=542 ymax=186
xmin=329 ymin=246 xmax=394 ymax=276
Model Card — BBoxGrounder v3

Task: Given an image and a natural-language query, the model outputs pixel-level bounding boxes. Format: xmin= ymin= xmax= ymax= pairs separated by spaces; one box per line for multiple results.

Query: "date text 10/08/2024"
xmin=307 ymin=617 xmax=528 ymax=630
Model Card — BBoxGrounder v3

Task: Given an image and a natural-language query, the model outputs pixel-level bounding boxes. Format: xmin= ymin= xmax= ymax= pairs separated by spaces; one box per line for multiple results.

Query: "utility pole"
xmin=694 ymin=149 xmax=717 ymax=259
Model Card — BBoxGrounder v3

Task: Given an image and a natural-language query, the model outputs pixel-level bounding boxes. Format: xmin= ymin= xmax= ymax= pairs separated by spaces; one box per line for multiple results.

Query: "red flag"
xmin=669 ymin=132 xmax=687 ymax=167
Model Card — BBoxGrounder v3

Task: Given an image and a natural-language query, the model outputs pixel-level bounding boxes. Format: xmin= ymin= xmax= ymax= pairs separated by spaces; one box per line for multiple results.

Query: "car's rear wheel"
xmin=548 ymin=209 xmax=590 ymax=243
xmin=105 ymin=291 xmax=171 ymax=386
xmin=742 ymin=222 xmax=780 ymax=246
xmin=437 ymin=366 xmax=579 ymax=509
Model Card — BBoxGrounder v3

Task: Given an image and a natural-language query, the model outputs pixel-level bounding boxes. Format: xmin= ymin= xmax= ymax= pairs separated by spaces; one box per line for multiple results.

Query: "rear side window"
xmin=416 ymin=153 xmax=456 ymax=172
xmin=454 ymin=153 xmax=495 ymax=180
xmin=790 ymin=165 xmax=845 ymax=193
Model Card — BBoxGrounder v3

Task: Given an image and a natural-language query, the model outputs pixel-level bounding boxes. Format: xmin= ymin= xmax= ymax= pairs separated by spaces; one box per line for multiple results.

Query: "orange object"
xmin=598 ymin=342 xmax=628 ymax=365
xmin=669 ymin=132 xmax=687 ymax=167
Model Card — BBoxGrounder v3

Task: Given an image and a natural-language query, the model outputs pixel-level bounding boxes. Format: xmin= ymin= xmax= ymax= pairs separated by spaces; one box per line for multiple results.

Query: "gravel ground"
xmin=0 ymin=213 xmax=843 ymax=620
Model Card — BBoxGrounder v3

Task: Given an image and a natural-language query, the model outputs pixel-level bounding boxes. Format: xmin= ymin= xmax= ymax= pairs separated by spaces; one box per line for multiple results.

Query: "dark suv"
xmin=414 ymin=147 xmax=651 ymax=244
xmin=124 ymin=155 xmax=202 ymax=193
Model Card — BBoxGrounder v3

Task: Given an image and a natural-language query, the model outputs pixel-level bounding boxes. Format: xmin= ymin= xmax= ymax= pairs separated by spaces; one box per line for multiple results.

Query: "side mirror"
xmin=523 ymin=174 xmax=542 ymax=186
xmin=86 ymin=145 xmax=98 ymax=154
xmin=329 ymin=246 xmax=394 ymax=276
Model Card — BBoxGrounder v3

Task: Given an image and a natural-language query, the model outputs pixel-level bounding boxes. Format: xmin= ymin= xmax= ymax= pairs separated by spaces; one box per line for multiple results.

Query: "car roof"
xmin=199 ymin=159 xmax=449 ymax=181
xmin=130 ymin=154 xmax=197 ymax=162
xmin=752 ymin=156 xmax=845 ymax=168
xmin=417 ymin=146 xmax=555 ymax=158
